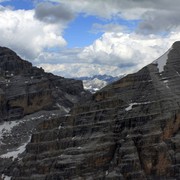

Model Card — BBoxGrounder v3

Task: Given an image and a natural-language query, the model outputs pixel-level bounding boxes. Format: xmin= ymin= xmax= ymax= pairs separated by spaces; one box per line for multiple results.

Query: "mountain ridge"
xmin=5 ymin=41 xmax=179 ymax=179
xmin=0 ymin=46 xmax=90 ymax=178
xmin=0 ymin=42 xmax=180 ymax=179
xmin=0 ymin=46 xmax=89 ymax=121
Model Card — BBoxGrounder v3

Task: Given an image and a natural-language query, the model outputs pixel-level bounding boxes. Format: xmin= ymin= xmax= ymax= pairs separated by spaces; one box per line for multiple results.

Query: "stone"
xmin=0 ymin=46 xmax=89 ymax=121
xmin=3 ymin=42 xmax=180 ymax=179
xmin=0 ymin=46 xmax=90 ymax=178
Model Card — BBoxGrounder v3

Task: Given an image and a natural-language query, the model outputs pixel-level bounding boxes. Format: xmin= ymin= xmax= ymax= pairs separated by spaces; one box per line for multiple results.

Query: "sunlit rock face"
xmin=11 ymin=42 xmax=180 ymax=179
xmin=0 ymin=47 xmax=88 ymax=121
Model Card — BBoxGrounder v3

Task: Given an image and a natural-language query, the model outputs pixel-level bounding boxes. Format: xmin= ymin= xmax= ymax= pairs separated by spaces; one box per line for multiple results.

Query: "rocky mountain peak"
xmin=0 ymin=47 xmax=89 ymax=122
xmin=0 ymin=47 xmax=33 ymax=75
xmin=0 ymin=47 xmax=90 ymax=178
xmin=172 ymin=40 xmax=180 ymax=48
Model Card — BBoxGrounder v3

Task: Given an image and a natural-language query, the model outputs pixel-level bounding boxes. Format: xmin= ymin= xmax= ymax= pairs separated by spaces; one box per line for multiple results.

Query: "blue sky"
xmin=1 ymin=0 xmax=34 ymax=10
xmin=64 ymin=14 xmax=104 ymax=48
xmin=0 ymin=0 xmax=179 ymax=77
xmin=1 ymin=0 xmax=139 ymax=48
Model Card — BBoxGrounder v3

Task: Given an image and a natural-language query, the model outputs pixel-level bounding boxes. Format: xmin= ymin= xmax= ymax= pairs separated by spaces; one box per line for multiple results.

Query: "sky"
xmin=0 ymin=0 xmax=180 ymax=77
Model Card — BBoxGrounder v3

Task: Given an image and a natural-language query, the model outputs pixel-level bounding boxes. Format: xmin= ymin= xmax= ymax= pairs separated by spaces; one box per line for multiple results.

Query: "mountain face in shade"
xmin=3 ymin=42 xmax=180 ymax=179
xmin=0 ymin=47 xmax=89 ymax=121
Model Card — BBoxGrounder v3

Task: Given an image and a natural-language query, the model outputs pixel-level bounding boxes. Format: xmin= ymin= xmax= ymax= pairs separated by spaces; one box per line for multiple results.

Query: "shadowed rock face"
xmin=10 ymin=42 xmax=180 ymax=179
xmin=0 ymin=47 xmax=88 ymax=121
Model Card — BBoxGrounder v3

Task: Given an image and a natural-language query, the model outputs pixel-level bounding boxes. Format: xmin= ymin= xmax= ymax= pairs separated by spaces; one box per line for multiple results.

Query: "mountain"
xmin=1 ymin=42 xmax=180 ymax=179
xmin=77 ymin=75 xmax=121 ymax=92
xmin=0 ymin=46 xmax=90 ymax=178
xmin=0 ymin=46 xmax=89 ymax=121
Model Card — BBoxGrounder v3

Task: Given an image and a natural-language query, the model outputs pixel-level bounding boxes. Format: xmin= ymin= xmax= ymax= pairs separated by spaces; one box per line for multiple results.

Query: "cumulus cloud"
xmin=36 ymin=31 xmax=180 ymax=77
xmin=79 ymin=32 xmax=180 ymax=71
xmin=34 ymin=2 xmax=75 ymax=24
xmin=0 ymin=7 xmax=66 ymax=59
xmin=1 ymin=0 xmax=180 ymax=78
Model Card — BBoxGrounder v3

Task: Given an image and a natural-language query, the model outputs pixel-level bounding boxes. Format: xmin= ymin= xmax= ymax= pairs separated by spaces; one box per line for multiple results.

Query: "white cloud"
xmin=78 ymin=32 xmax=170 ymax=69
xmin=34 ymin=48 xmax=82 ymax=64
xmin=0 ymin=7 xmax=66 ymax=59
xmin=38 ymin=31 xmax=180 ymax=77
xmin=38 ymin=63 xmax=122 ymax=77
xmin=1 ymin=1 xmax=180 ymax=78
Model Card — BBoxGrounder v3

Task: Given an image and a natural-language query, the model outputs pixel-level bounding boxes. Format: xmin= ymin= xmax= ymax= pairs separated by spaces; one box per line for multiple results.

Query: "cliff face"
xmin=0 ymin=47 xmax=88 ymax=121
xmin=6 ymin=42 xmax=180 ymax=179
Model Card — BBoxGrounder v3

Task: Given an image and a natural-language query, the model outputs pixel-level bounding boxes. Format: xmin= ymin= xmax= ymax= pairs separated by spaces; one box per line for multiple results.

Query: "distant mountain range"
xmin=76 ymin=74 xmax=124 ymax=92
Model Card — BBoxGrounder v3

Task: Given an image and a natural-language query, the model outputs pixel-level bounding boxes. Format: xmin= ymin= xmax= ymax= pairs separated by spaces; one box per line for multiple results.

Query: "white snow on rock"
xmin=125 ymin=102 xmax=151 ymax=111
xmin=153 ymin=48 xmax=172 ymax=72
xmin=1 ymin=174 xmax=11 ymax=180
xmin=163 ymin=80 xmax=169 ymax=89
xmin=0 ymin=121 xmax=21 ymax=143
xmin=56 ymin=103 xmax=70 ymax=113
xmin=83 ymin=78 xmax=107 ymax=92
xmin=0 ymin=136 xmax=31 ymax=160
xmin=125 ymin=103 xmax=139 ymax=111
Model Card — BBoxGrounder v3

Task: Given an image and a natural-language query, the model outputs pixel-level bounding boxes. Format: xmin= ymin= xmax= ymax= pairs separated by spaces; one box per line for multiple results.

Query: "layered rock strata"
xmin=7 ymin=42 xmax=180 ymax=179
xmin=0 ymin=47 xmax=88 ymax=121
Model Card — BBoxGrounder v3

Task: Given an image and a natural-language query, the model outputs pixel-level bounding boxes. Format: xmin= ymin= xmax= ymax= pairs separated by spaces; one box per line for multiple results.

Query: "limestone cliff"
xmin=3 ymin=42 xmax=180 ymax=179
xmin=0 ymin=47 xmax=88 ymax=121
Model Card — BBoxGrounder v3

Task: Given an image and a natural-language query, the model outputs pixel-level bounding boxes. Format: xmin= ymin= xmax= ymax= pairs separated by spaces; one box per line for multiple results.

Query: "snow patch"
xmin=56 ymin=103 xmax=70 ymax=113
xmin=125 ymin=103 xmax=139 ymax=111
xmin=0 ymin=121 xmax=21 ymax=142
xmin=0 ymin=136 xmax=31 ymax=160
xmin=125 ymin=102 xmax=151 ymax=111
xmin=1 ymin=174 xmax=11 ymax=180
xmin=163 ymin=80 xmax=169 ymax=83
xmin=153 ymin=48 xmax=172 ymax=72
xmin=163 ymin=80 xmax=169 ymax=89
xmin=83 ymin=78 xmax=107 ymax=92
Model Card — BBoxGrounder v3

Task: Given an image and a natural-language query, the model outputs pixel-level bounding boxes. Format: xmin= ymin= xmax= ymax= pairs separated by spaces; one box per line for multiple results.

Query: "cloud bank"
xmin=0 ymin=0 xmax=180 ymax=77
xmin=40 ymin=31 xmax=179 ymax=77
xmin=0 ymin=5 xmax=67 ymax=59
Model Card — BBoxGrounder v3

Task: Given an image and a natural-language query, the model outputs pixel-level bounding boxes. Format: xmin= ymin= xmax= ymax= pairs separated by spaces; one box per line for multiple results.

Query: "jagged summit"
xmin=172 ymin=40 xmax=180 ymax=48
xmin=152 ymin=41 xmax=180 ymax=73
xmin=0 ymin=47 xmax=33 ymax=75
xmin=0 ymin=46 xmax=18 ymax=56
xmin=0 ymin=47 xmax=88 ymax=121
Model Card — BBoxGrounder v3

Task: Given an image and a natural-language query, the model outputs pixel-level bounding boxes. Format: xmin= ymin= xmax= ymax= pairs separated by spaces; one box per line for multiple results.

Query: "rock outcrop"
xmin=0 ymin=46 xmax=90 ymax=179
xmin=4 ymin=42 xmax=180 ymax=179
xmin=0 ymin=47 xmax=88 ymax=121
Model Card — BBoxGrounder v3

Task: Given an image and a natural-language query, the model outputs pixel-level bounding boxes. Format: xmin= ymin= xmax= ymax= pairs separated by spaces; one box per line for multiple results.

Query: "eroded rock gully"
xmin=3 ymin=42 xmax=180 ymax=179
